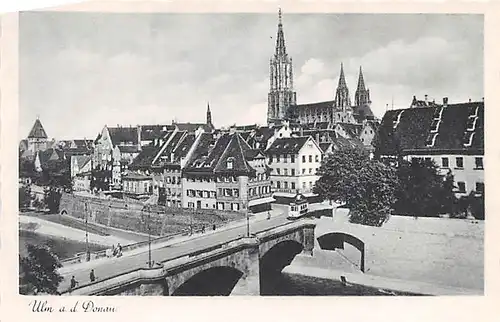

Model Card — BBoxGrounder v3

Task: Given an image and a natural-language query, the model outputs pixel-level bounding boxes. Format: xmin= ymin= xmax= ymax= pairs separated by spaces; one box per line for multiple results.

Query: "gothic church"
xmin=267 ymin=10 xmax=375 ymax=127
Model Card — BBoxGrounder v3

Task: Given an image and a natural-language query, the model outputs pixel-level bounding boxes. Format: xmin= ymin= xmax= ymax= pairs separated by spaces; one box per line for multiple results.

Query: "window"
xmin=203 ymin=191 xmax=209 ymax=198
xmin=475 ymin=182 xmax=484 ymax=194
xmin=302 ymin=182 xmax=306 ymax=189
xmin=276 ymin=168 xmax=281 ymax=175
xmin=218 ymin=188 xmax=223 ymax=196
xmin=456 ymin=157 xmax=464 ymax=168
xmin=284 ymin=182 xmax=288 ymax=189
xmin=291 ymin=182 xmax=296 ymax=189
xmin=210 ymin=191 xmax=216 ymax=198
xmin=277 ymin=181 xmax=281 ymax=189
xmin=442 ymin=157 xmax=449 ymax=168
xmin=430 ymin=119 xmax=440 ymax=133
xmin=233 ymin=189 xmax=239 ymax=197
xmin=224 ymin=188 xmax=232 ymax=197
xmin=291 ymin=155 xmax=295 ymax=163
xmin=196 ymin=190 xmax=203 ymax=198
xmin=309 ymin=155 xmax=312 ymax=162
xmin=466 ymin=116 xmax=477 ymax=131
xmin=283 ymin=155 xmax=288 ymax=163
xmin=463 ymin=131 xmax=475 ymax=147
xmin=269 ymin=155 xmax=273 ymax=164
xmin=475 ymin=157 xmax=483 ymax=169
xmin=284 ymin=169 xmax=288 ymax=176
xmin=302 ymin=155 xmax=306 ymax=163
xmin=425 ymin=157 xmax=431 ymax=162
xmin=425 ymin=133 xmax=438 ymax=147
xmin=309 ymin=168 xmax=312 ymax=174
xmin=291 ymin=169 xmax=295 ymax=176
xmin=226 ymin=157 xmax=234 ymax=169
xmin=277 ymin=155 xmax=280 ymax=162
xmin=457 ymin=182 xmax=466 ymax=193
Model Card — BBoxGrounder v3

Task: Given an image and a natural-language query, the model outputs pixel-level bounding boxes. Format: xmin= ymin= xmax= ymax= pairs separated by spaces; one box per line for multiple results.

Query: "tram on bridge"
xmin=286 ymin=193 xmax=309 ymax=220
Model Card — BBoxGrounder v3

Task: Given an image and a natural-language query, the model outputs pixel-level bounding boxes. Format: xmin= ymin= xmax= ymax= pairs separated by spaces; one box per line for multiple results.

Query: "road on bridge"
xmin=59 ymin=209 xmax=293 ymax=293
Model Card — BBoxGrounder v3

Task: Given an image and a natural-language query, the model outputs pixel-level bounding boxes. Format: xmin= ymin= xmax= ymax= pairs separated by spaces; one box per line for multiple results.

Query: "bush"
xmin=19 ymin=244 xmax=63 ymax=295
xmin=44 ymin=188 xmax=62 ymax=214
xmin=19 ymin=186 xmax=32 ymax=209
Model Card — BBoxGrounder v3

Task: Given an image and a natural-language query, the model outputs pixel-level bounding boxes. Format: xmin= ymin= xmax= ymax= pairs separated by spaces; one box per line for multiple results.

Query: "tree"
xmin=314 ymin=147 xmax=398 ymax=227
xmin=393 ymin=158 xmax=456 ymax=217
xmin=44 ymin=187 xmax=62 ymax=214
xmin=19 ymin=244 xmax=63 ymax=295
xmin=19 ymin=186 xmax=32 ymax=209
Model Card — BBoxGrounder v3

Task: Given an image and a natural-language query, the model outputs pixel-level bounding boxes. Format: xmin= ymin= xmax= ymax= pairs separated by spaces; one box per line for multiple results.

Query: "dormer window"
xmin=392 ymin=111 xmax=404 ymax=129
xmin=425 ymin=133 xmax=438 ymax=147
xmin=470 ymin=106 xmax=479 ymax=118
xmin=466 ymin=116 xmax=477 ymax=131
xmin=430 ymin=119 xmax=440 ymax=133
xmin=463 ymin=131 xmax=475 ymax=147
xmin=432 ymin=107 xmax=443 ymax=120
xmin=227 ymin=157 xmax=234 ymax=170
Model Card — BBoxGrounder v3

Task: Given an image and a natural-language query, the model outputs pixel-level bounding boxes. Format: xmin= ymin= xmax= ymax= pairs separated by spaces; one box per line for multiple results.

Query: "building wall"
xmin=406 ymin=154 xmax=484 ymax=196
xmin=359 ymin=124 xmax=376 ymax=148
xmin=269 ymin=139 xmax=322 ymax=194
xmin=182 ymin=175 xmax=217 ymax=209
xmin=215 ymin=175 xmax=244 ymax=211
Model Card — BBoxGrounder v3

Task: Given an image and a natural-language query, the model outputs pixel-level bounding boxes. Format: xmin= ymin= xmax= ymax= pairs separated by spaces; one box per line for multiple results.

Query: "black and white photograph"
xmin=15 ymin=7 xmax=485 ymax=297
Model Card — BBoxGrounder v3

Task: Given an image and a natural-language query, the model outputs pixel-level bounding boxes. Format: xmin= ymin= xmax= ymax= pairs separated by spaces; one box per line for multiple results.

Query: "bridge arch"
xmin=259 ymin=239 xmax=304 ymax=295
xmin=317 ymin=232 xmax=365 ymax=272
xmin=170 ymin=266 xmax=244 ymax=296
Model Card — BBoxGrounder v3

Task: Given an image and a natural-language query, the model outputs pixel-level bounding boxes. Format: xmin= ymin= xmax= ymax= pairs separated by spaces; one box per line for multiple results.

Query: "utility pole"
xmin=147 ymin=205 xmax=152 ymax=268
xmin=85 ymin=202 xmax=90 ymax=262
xmin=245 ymin=202 xmax=250 ymax=237
xmin=190 ymin=207 xmax=194 ymax=236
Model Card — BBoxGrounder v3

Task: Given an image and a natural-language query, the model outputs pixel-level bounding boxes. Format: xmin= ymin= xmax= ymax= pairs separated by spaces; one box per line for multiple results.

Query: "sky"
xmin=19 ymin=12 xmax=483 ymax=140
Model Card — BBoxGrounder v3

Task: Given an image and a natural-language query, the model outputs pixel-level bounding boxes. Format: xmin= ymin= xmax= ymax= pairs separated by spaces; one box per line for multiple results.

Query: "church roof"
xmin=293 ymin=100 xmax=334 ymax=110
xmin=336 ymin=123 xmax=363 ymax=138
xmin=28 ymin=119 xmax=48 ymax=139
xmin=377 ymin=101 xmax=484 ymax=155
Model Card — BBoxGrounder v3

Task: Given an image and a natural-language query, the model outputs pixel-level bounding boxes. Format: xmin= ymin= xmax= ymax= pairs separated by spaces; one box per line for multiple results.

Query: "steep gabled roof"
xmin=266 ymin=136 xmax=310 ymax=155
xmin=377 ymin=101 xmax=484 ymax=155
xmin=174 ymin=122 xmax=213 ymax=133
xmin=293 ymin=100 xmax=334 ymax=110
xmin=72 ymin=155 xmax=91 ymax=169
xmin=140 ymin=124 xmax=175 ymax=141
xmin=337 ymin=123 xmax=363 ymax=138
xmin=108 ymin=127 xmax=139 ymax=146
xmin=129 ymin=144 xmax=163 ymax=169
xmin=28 ymin=119 xmax=48 ymax=139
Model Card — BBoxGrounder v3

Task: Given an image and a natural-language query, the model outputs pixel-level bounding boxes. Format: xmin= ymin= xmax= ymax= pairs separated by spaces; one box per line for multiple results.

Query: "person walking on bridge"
xmin=90 ymin=269 xmax=96 ymax=282
xmin=70 ymin=276 xmax=79 ymax=289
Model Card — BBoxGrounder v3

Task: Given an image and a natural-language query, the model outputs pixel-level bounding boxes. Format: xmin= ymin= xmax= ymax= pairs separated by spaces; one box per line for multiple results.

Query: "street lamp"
xmin=84 ymin=202 xmax=90 ymax=262
xmin=143 ymin=205 xmax=153 ymax=268
xmin=244 ymin=201 xmax=250 ymax=237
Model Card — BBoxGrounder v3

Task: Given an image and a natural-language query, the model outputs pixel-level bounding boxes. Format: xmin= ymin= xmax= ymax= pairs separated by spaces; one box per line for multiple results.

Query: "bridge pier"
xmin=301 ymin=224 xmax=315 ymax=256
xmin=230 ymin=245 xmax=260 ymax=295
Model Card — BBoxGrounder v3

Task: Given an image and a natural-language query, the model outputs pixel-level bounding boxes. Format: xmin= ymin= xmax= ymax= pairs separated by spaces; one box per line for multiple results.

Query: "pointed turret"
xmin=28 ymin=118 xmax=48 ymax=139
xmin=206 ymin=102 xmax=212 ymax=127
xmin=334 ymin=63 xmax=351 ymax=111
xmin=355 ymin=66 xmax=371 ymax=107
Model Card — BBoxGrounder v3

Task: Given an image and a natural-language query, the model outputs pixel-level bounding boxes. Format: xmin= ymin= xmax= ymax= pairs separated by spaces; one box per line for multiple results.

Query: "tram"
xmin=287 ymin=193 xmax=309 ymax=220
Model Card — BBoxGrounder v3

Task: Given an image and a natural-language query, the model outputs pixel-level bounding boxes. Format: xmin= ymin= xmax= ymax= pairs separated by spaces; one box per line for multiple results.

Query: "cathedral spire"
xmin=275 ymin=8 xmax=287 ymax=57
xmin=334 ymin=62 xmax=351 ymax=111
xmin=356 ymin=66 xmax=366 ymax=92
xmin=338 ymin=62 xmax=347 ymax=88
xmin=355 ymin=66 xmax=370 ymax=107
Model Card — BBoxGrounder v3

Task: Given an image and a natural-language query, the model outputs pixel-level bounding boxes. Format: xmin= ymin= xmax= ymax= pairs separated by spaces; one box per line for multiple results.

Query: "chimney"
xmin=469 ymin=98 xmax=472 ymax=103
xmin=170 ymin=152 xmax=174 ymax=163
xmin=424 ymin=94 xmax=428 ymax=105
xmin=482 ymin=97 xmax=484 ymax=102
xmin=229 ymin=127 xmax=236 ymax=135
xmin=316 ymin=132 xmax=320 ymax=144
xmin=443 ymin=97 xmax=448 ymax=107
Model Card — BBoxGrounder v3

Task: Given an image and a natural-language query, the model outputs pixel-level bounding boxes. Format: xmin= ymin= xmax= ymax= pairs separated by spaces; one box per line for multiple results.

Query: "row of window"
xmin=273 ymin=168 xmax=319 ymax=176
xmin=248 ymin=186 xmax=271 ymax=196
xmin=272 ymin=181 xmax=314 ymax=190
xmin=269 ymin=154 xmax=321 ymax=164
xmin=414 ymin=156 xmax=483 ymax=169
xmin=456 ymin=181 xmax=484 ymax=194
xmin=186 ymin=190 xmax=217 ymax=198
xmin=186 ymin=201 xmax=241 ymax=211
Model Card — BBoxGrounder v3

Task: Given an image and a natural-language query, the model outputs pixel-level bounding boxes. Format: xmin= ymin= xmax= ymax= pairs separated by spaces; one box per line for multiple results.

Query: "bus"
xmin=287 ymin=193 xmax=309 ymax=220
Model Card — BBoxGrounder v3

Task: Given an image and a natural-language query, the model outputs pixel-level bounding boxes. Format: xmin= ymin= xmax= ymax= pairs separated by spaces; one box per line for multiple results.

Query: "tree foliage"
xmin=314 ymin=147 xmax=398 ymax=227
xmin=19 ymin=244 xmax=63 ymax=295
xmin=19 ymin=186 xmax=32 ymax=209
xmin=38 ymin=159 xmax=72 ymax=189
xmin=44 ymin=187 xmax=62 ymax=214
xmin=393 ymin=159 xmax=456 ymax=217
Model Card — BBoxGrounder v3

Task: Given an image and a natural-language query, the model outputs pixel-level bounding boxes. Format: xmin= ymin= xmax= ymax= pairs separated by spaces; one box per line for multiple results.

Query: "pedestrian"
xmin=212 ymin=224 xmax=216 ymax=231
xmin=267 ymin=211 xmax=271 ymax=220
xmin=70 ymin=276 xmax=79 ymax=289
xmin=90 ymin=269 xmax=96 ymax=282
xmin=202 ymin=225 xmax=206 ymax=233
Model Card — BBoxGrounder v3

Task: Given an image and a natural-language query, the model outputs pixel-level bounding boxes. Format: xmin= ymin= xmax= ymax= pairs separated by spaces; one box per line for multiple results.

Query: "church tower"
xmin=206 ymin=102 xmax=212 ymax=127
xmin=334 ymin=63 xmax=351 ymax=111
xmin=267 ymin=9 xmax=297 ymax=125
xmin=354 ymin=66 xmax=371 ymax=106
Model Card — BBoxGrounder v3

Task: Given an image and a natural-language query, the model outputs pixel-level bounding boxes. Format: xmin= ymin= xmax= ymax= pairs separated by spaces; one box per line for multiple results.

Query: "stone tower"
xmin=267 ymin=9 xmax=297 ymax=125
xmin=334 ymin=63 xmax=351 ymax=111
xmin=354 ymin=66 xmax=371 ymax=107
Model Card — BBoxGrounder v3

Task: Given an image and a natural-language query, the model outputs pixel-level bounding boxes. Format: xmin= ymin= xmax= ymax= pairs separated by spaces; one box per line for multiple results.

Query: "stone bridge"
xmin=63 ymin=220 xmax=315 ymax=296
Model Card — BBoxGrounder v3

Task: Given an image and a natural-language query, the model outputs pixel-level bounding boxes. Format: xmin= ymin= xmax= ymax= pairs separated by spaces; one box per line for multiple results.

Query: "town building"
xmin=182 ymin=131 xmax=273 ymax=213
xmin=376 ymin=97 xmax=484 ymax=196
xmin=266 ymin=136 xmax=323 ymax=197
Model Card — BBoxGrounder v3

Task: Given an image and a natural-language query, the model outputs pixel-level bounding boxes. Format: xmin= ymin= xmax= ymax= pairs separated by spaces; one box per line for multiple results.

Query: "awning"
xmin=248 ymin=197 xmax=275 ymax=207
